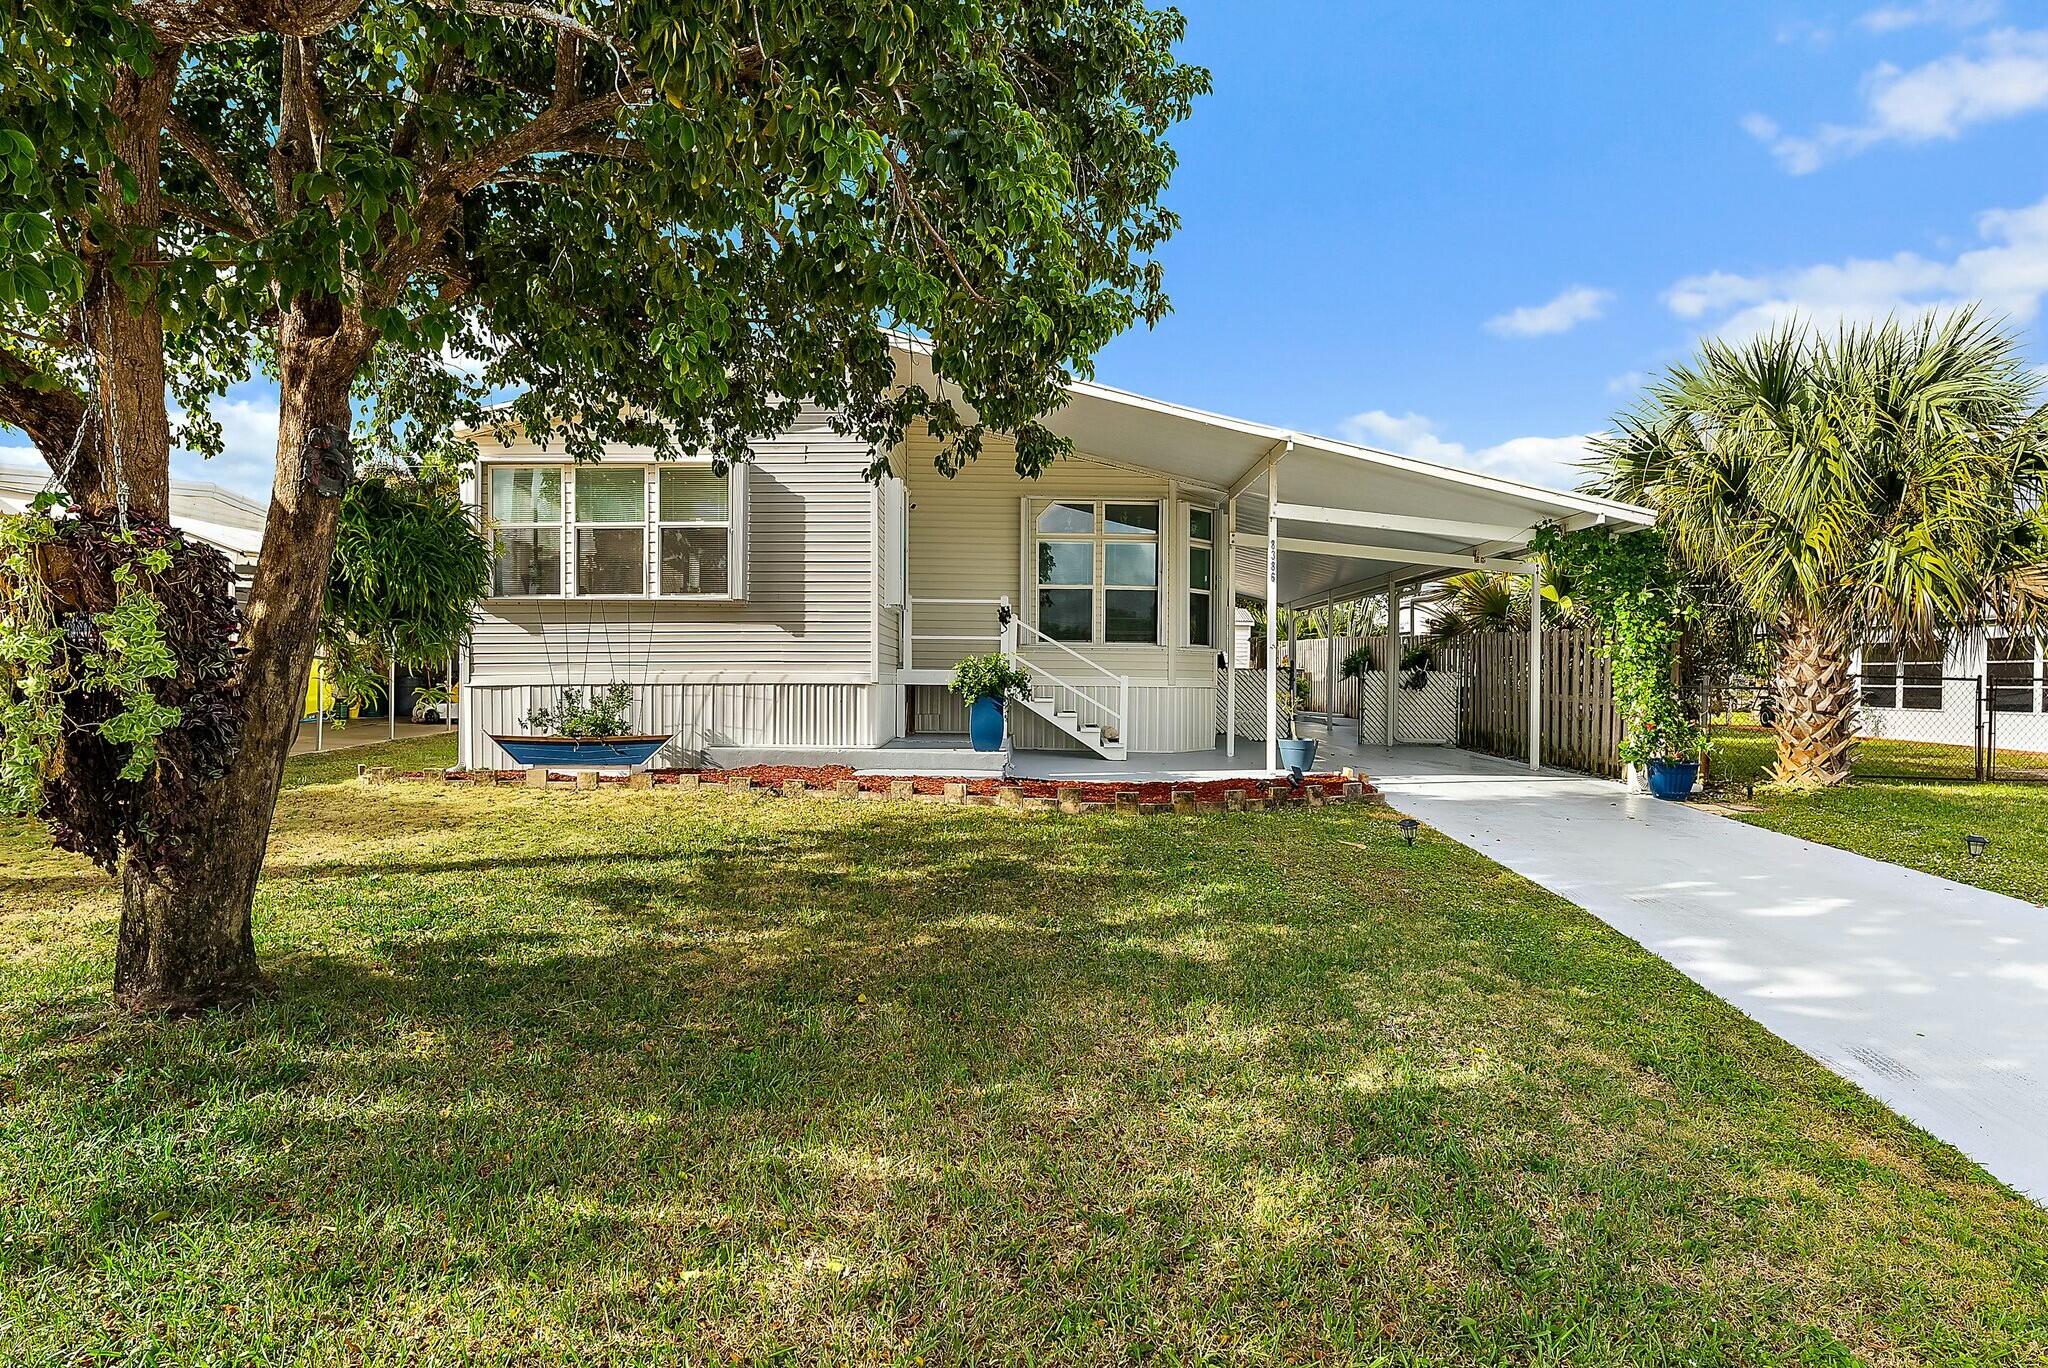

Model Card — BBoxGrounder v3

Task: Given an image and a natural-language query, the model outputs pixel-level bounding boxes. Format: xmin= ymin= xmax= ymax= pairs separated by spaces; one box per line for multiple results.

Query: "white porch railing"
xmin=904 ymin=596 xmax=1005 ymax=674
xmin=902 ymin=595 xmax=1130 ymax=756
xmin=1000 ymin=597 xmax=1130 ymax=748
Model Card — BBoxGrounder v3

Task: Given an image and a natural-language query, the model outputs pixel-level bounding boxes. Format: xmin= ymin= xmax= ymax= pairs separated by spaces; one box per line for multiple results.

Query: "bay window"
xmin=1187 ymin=506 xmax=1214 ymax=647
xmin=1033 ymin=500 xmax=1160 ymax=644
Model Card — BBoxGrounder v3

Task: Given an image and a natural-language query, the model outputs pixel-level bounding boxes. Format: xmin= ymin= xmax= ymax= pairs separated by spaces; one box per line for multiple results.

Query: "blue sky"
xmin=1095 ymin=0 xmax=2048 ymax=487
xmin=8 ymin=0 xmax=2048 ymax=497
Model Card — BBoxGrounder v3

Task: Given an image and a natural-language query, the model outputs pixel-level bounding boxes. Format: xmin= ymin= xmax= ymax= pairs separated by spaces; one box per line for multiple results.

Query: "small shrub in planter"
xmin=523 ymin=683 xmax=636 ymax=738
xmin=950 ymin=654 xmax=1034 ymax=752
xmin=1340 ymin=644 xmax=1377 ymax=682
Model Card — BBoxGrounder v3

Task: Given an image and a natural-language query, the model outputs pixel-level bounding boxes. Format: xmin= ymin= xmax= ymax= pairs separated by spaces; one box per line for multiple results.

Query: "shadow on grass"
xmin=6 ymin=793 xmax=2044 ymax=1361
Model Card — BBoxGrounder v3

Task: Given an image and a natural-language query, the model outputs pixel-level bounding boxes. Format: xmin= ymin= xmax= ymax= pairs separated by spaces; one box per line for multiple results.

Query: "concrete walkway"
xmin=1363 ymin=743 xmax=2048 ymax=1202
xmin=289 ymin=719 xmax=452 ymax=757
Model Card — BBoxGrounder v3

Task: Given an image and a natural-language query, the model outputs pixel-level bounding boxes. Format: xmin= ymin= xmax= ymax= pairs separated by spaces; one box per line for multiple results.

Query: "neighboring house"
xmin=457 ymin=339 xmax=1651 ymax=771
xmin=0 ymin=464 xmax=266 ymax=597
xmin=1856 ymin=630 xmax=2048 ymax=753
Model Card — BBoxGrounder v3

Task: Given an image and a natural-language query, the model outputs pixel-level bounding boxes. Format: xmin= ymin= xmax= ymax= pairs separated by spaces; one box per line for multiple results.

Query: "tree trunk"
xmin=1771 ymin=607 xmax=1858 ymax=788
xmin=111 ymin=305 xmax=368 ymax=1014
xmin=81 ymin=57 xmax=180 ymax=521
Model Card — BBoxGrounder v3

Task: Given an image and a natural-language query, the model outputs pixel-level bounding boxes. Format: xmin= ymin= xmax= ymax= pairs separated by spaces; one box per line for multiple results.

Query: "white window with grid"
xmin=1186 ymin=504 xmax=1215 ymax=648
xmin=488 ymin=466 xmax=564 ymax=597
xmin=1989 ymin=634 xmax=2042 ymax=714
xmin=485 ymin=462 xmax=743 ymax=599
xmin=1032 ymin=500 xmax=1161 ymax=645
xmin=656 ymin=465 xmax=734 ymax=597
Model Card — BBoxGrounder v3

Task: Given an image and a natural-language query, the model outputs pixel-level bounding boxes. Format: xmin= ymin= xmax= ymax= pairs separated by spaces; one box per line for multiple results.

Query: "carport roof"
xmin=889 ymin=340 xmax=1654 ymax=607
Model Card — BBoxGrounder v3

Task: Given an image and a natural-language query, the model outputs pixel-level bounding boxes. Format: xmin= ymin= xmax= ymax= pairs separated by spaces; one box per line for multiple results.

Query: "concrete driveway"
xmin=1365 ymin=744 xmax=2048 ymax=1202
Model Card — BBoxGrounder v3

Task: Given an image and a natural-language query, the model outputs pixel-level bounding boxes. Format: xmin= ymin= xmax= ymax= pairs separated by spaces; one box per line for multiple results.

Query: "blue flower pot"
xmin=1277 ymin=737 xmax=1318 ymax=773
xmin=1647 ymin=758 xmax=1699 ymax=800
xmin=969 ymin=695 xmax=1006 ymax=752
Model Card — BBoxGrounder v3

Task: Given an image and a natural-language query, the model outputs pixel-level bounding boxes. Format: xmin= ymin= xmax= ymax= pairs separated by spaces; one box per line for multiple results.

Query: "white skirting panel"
xmin=1218 ymin=668 xmax=1273 ymax=742
xmin=1354 ymin=673 xmax=1460 ymax=745
xmin=911 ymin=682 xmax=1216 ymax=754
xmin=1218 ymin=671 xmax=1459 ymax=745
xmin=463 ymin=682 xmax=881 ymax=769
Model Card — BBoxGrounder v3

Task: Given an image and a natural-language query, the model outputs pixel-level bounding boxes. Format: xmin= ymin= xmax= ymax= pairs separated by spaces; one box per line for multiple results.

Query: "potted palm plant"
xmin=951 ymin=653 xmax=1035 ymax=752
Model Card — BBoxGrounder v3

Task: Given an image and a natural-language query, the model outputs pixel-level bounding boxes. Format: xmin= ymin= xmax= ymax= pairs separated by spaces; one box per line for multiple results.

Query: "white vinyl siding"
xmin=897 ymin=430 xmax=1219 ymax=684
xmin=467 ymin=425 xmax=875 ymax=685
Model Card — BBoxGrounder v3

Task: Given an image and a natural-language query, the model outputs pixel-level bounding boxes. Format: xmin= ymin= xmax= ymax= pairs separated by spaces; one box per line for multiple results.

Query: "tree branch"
xmin=163 ymin=194 xmax=258 ymax=240
xmin=0 ymin=343 xmax=92 ymax=470
xmin=132 ymin=0 xmax=363 ymax=44
xmin=552 ymin=29 xmax=584 ymax=110
xmin=446 ymin=84 xmax=649 ymax=194
xmin=421 ymin=0 xmax=620 ymax=51
xmin=545 ymin=132 xmax=650 ymax=162
xmin=164 ymin=111 xmax=270 ymax=235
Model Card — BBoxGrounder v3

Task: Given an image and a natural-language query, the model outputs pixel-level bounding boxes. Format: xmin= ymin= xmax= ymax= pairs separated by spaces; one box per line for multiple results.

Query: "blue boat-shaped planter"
xmin=491 ymin=735 xmax=671 ymax=769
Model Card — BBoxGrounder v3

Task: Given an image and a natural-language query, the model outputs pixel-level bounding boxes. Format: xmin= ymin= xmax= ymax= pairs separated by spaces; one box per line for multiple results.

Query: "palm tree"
xmin=1591 ymin=310 xmax=2048 ymax=787
xmin=1422 ymin=563 xmax=1580 ymax=645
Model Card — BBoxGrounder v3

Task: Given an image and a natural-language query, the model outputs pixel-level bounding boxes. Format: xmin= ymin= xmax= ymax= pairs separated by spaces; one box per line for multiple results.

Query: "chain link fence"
xmin=1711 ymin=669 xmax=2048 ymax=783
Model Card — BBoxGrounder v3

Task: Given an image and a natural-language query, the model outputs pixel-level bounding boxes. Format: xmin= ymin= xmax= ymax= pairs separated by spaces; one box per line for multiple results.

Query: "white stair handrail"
xmin=1011 ymin=617 xmax=1125 ymax=688
xmin=998 ymin=597 xmax=1129 ymax=751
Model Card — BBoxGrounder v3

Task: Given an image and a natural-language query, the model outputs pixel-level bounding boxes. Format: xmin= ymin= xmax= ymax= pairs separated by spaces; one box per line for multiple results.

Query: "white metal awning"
xmin=890 ymin=340 xmax=1652 ymax=605
xmin=892 ymin=337 xmax=1656 ymax=774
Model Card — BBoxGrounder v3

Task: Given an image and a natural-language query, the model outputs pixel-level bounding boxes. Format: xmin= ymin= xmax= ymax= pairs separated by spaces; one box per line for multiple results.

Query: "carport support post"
xmin=1224 ymin=496 xmax=1236 ymax=759
xmin=1528 ymin=562 xmax=1543 ymax=770
xmin=1385 ymin=579 xmax=1401 ymax=750
xmin=1323 ymin=603 xmax=1335 ymax=735
xmin=1265 ymin=463 xmax=1280 ymax=773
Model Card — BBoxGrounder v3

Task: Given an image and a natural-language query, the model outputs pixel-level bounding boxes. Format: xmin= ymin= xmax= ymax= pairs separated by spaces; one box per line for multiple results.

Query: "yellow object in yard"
xmin=303 ymin=657 xmax=356 ymax=721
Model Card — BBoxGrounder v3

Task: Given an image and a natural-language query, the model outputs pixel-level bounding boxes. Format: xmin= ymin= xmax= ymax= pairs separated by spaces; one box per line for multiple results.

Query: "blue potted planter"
xmin=968 ymin=695 xmax=1006 ymax=752
xmin=1646 ymin=758 xmax=1699 ymax=800
xmin=1277 ymin=737 xmax=1318 ymax=773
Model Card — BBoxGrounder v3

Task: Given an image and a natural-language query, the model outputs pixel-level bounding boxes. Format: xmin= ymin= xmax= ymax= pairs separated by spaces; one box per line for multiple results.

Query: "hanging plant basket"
xmin=490 ymin=734 xmax=671 ymax=768
xmin=0 ymin=541 xmax=86 ymax=612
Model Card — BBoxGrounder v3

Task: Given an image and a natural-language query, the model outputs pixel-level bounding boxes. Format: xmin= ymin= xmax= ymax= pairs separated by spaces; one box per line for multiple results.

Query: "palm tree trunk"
xmin=1771 ymin=608 xmax=1858 ymax=787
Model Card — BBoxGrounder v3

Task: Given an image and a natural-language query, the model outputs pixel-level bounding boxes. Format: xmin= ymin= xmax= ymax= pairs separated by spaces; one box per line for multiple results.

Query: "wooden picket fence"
xmin=1434 ymin=627 xmax=1624 ymax=778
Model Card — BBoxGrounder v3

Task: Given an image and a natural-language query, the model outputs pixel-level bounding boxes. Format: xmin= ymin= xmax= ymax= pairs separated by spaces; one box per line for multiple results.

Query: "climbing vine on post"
xmin=1530 ymin=526 xmax=1703 ymax=767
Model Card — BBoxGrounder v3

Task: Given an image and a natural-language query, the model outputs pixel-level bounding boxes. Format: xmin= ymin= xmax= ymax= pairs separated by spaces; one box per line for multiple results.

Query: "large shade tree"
xmin=0 ymin=0 xmax=1206 ymax=1011
xmin=1591 ymin=312 xmax=2048 ymax=787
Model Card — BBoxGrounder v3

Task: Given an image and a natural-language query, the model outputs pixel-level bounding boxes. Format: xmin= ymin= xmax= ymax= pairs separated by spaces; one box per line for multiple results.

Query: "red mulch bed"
xmin=402 ymin=762 xmax=1376 ymax=802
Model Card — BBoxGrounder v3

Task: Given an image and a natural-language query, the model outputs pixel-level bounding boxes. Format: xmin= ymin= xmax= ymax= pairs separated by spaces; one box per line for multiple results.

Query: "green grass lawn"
xmin=2 ymin=737 xmax=2044 ymax=1363
xmin=1710 ymin=727 xmax=2048 ymax=905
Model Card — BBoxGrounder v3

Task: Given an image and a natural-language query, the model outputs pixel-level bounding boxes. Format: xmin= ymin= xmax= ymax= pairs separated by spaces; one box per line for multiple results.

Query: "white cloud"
xmin=171 ymin=394 xmax=280 ymax=499
xmin=1857 ymin=0 xmax=2000 ymax=34
xmin=1662 ymin=189 xmax=2048 ymax=338
xmin=1483 ymin=285 xmax=1613 ymax=339
xmin=1337 ymin=411 xmax=1599 ymax=491
xmin=1748 ymin=27 xmax=2048 ymax=172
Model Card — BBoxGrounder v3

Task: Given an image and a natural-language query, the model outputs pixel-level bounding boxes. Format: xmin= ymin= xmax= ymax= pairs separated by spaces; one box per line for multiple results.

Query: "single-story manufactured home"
xmin=455 ymin=340 xmax=1653 ymax=774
